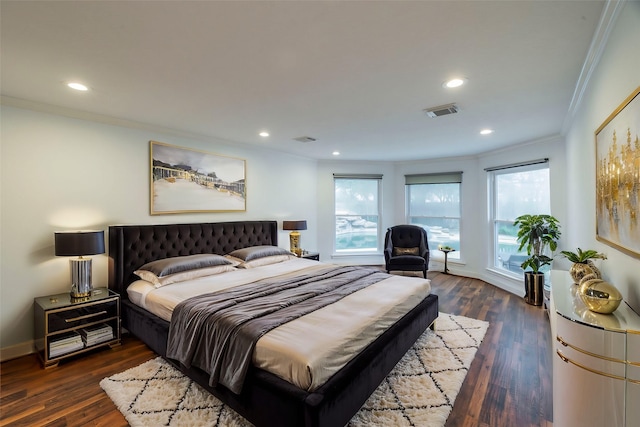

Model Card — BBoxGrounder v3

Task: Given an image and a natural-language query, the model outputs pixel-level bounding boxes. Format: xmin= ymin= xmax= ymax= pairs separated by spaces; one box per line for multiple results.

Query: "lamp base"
xmin=289 ymin=231 xmax=302 ymax=257
xmin=70 ymin=258 xmax=93 ymax=298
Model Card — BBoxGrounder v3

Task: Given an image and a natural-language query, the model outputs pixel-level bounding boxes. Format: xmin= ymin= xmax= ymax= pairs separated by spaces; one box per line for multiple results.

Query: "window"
xmin=406 ymin=172 xmax=462 ymax=259
xmin=334 ymin=174 xmax=382 ymax=253
xmin=488 ymin=160 xmax=550 ymax=276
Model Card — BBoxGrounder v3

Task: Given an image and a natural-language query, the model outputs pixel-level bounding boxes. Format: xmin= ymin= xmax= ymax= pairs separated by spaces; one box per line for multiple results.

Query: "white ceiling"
xmin=1 ymin=1 xmax=605 ymax=161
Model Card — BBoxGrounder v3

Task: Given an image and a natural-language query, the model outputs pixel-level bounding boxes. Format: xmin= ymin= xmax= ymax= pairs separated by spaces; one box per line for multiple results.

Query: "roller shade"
xmin=333 ymin=174 xmax=383 ymax=179
xmin=405 ymin=172 xmax=462 ymax=185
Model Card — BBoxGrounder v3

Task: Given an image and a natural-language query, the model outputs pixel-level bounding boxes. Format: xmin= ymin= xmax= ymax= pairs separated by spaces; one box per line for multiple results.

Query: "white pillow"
xmin=235 ymin=254 xmax=294 ymax=269
xmin=134 ymin=254 xmax=237 ymax=287
xmin=135 ymin=264 xmax=237 ymax=288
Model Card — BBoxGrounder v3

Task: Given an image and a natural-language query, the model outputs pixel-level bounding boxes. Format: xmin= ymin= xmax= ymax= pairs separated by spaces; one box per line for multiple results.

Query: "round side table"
xmin=439 ymin=248 xmax=455 ymax=274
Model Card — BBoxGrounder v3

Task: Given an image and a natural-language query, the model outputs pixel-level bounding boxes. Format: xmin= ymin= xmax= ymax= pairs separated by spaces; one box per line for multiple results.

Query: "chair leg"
xmin=423 ymin=267 xmax=427 ymax=279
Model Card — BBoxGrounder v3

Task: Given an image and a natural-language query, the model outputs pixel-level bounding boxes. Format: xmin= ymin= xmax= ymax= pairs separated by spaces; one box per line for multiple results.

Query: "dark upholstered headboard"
xmin=108 ymin=221 xmax=278 ymax=299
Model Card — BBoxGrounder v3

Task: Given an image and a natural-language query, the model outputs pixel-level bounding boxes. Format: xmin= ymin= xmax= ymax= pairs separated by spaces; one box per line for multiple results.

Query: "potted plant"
xmin=560 ymin=248 xmax=607 ymax=284
xmin=513 ymin=214 xmax=561 ymax=305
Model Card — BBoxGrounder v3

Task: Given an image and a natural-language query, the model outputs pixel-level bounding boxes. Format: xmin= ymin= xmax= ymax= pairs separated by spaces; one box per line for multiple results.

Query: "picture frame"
xmin=150 ymin=141 xmax=246 ymax=214
xmin=595 ymin=86 xmax=640 ymax=259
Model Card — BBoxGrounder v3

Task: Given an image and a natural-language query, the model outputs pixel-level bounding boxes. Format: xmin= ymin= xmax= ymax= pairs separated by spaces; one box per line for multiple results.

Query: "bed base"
xmin=109 ymin=221 xmax=439 ymax=427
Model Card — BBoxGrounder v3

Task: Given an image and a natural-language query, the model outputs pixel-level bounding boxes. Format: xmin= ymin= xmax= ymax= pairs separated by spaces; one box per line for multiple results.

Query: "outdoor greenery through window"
xmin=334 ymin=174 xmax=381 ymax=253
xmin=406 ymin=172 xmax=462 ymax=259
xmin=488 ymin=160 xmax=551 ymax=276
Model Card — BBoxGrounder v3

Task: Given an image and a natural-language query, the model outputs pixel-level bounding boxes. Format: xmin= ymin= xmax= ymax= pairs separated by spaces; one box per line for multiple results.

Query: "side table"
xmin=34 ymin=288 xmax=121 ymax=368
xmin=439 ymin=247 xmax=455 ymax=274
xmin=300 ymin=251 xmax=320 ymax=261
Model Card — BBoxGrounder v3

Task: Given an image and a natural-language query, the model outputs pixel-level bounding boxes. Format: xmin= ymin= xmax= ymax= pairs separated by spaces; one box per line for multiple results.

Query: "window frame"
xmin=405 ymin=172 xmax=462 ymax=260
xmin=333 ymin=174 xmax=383 ymax=255
xmin=487 ymin=160 xmax=551 ymax=277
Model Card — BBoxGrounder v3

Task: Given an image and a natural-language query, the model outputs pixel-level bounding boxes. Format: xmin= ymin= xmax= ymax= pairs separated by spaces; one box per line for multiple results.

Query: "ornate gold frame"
xmin=595 ymin=86 xmax=640 ymax=259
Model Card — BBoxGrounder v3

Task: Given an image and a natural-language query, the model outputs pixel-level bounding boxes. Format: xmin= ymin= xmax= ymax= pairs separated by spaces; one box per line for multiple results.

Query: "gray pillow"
xmin=134 ymin=264 xmax=237 ymax=288
xmin=136 ymin=254 xmax=232 ymax=277
xmin=227 ymin=245 xmax=292 ymax=262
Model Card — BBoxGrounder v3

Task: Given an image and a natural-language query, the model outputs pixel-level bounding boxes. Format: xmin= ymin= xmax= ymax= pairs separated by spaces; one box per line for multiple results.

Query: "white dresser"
xmin=550 ymin=270 xmax=640 ymax=427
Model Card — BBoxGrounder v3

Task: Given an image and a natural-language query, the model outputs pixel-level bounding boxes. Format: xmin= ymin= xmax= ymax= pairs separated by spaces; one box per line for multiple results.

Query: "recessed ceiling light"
xmin=259 ymin=131 xmax=270 ymax=137
xmin=443 ymin=78 xmax=467 ymax=89
xmin=480 ymin=129 xmax=494 ymax=135
xmin=332 ymin=151 xmax=340 ymax=156
xmin=67 ymin=82 xmax=89 ymax=91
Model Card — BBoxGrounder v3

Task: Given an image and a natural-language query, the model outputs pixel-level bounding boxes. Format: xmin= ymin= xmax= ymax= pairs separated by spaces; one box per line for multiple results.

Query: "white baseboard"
xmin=429 ymin=260 xmax=523 ymax=297
xmin=481 ymin=269 xmax=524 ymax=297
xmin=0 ymin=340 xmax=35 ymax=362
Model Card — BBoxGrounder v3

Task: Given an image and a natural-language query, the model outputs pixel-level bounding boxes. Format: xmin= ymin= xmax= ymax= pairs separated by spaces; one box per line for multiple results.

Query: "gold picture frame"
xmin=150 ymin=141 xmax=246 ymax=214
xmin=595 ymin=86 xmax=640 ymax=259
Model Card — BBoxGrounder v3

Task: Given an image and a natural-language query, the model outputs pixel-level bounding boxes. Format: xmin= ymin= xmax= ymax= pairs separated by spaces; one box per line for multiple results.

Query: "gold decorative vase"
xmin=578 ymin=278 xmax=622 ymax=314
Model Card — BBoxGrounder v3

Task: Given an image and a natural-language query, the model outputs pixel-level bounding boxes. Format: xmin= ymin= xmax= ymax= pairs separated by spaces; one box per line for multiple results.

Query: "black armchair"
xmin=384 ymin=225 xmax=430 ymax=278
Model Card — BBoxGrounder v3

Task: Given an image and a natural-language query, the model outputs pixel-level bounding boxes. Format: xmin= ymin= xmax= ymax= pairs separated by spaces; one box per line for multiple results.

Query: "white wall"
xmin=564 ymin=0 xmax=640 ymax=312
xmin=316 ymin=135 xmax=567 ymax=298
xmin=0 ymin=104 xmax=318 ymax=359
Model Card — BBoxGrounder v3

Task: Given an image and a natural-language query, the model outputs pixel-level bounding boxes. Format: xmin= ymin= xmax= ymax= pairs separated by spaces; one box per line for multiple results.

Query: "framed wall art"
xmin=150 ymin=140 xmax=246 ymax=214
xmin=595 ymin=86 xmax=640 ymax=259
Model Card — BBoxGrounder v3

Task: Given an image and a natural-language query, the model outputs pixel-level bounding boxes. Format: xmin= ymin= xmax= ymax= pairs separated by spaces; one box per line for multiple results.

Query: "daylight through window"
xmin=334 ymin=174 xmax=382 ymax=253
xmin=488 ymin=160 xmax=550 ymax=276
xmin=406 ymin=172 xmax=462 ymax=260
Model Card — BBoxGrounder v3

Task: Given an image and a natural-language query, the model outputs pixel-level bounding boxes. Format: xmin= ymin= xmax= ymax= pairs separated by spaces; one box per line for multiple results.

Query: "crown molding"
xmin=0 ymin=95 xmax=218 ymax=141
xmin=562 ymin=0 xmax=626 ymax=134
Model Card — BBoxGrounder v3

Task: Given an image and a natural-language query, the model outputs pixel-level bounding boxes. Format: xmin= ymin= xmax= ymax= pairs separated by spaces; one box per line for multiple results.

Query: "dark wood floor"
xmin=434 ymin=272 xmax=553 ymax=427
xmin=0 ymin=271 xmax=552 ymax=427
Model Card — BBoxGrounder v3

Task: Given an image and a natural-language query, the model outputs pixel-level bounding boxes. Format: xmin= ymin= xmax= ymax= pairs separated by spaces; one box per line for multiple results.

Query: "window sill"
xmin=486 ymin=267 xmax=522 ymax=280
xmin=331 ymin=251 xmax=382 ymax=258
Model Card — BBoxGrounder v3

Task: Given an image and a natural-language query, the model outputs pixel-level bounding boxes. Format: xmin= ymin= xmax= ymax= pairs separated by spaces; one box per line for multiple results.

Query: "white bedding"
xmin=128 ymin=258 xmax=431 ymax=391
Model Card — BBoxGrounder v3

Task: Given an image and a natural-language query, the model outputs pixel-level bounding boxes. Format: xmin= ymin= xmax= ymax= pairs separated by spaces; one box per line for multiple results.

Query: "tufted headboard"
xmin=108 ymin=221 xmax=278 ymax=299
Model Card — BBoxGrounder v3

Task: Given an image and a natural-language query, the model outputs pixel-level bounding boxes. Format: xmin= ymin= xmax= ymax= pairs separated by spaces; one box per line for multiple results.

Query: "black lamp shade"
xmin=283 ymin=220 xmax=307 ymax=231
xmin=55 ymin=230 xmax=105 ymax=256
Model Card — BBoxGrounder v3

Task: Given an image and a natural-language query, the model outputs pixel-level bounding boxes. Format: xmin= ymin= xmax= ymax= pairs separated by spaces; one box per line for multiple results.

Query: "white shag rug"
xmin=101 ymin=313 xmax=488 ymax=427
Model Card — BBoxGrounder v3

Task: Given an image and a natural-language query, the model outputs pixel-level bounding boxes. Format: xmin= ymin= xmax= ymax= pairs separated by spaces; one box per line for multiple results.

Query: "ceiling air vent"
xmin=293 ymin=136 xmax=317 ymax=143
xmin=423 ymin=103 xmax=459 ymax=118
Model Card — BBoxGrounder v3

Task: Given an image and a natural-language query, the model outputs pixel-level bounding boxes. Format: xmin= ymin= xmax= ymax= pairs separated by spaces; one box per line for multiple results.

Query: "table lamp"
xmin=55 ymin=230 xmax=105 ymax=298
xmin=283 ymin=220 xmax=307 ymax=257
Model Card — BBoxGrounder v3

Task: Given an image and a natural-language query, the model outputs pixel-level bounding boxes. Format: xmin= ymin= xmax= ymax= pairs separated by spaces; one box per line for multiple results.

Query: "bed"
xmin=108 ymin=220 xmax=439 ymax=427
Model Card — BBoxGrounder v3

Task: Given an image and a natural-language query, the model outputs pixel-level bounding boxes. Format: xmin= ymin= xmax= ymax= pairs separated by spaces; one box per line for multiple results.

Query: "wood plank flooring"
xmin=0 ymin=272 xmax=552 ymax=426
xmin=433 ymin=272 xmax=553 ymax=427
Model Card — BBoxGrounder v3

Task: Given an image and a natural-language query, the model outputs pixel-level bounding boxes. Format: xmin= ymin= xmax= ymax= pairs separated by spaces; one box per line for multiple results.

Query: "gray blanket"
xmin=166 ymin=265 xmax=389 ymax=394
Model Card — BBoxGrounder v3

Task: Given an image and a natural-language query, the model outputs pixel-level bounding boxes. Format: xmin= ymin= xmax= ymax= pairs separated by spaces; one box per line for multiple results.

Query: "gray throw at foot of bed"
xmin=167 ymin=265 xmax=389 ymax=394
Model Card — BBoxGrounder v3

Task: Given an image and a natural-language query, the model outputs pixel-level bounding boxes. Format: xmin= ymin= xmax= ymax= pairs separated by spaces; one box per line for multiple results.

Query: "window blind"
xmin=404 ymin=172 xmax=462 ymax=185
xmin=333 ymin=173 xmax=383 ymax=179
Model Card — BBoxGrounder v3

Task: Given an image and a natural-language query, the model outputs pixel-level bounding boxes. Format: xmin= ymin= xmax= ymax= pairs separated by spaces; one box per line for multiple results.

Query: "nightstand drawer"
xmin=47 ymin=299 xmax=118 ymax=333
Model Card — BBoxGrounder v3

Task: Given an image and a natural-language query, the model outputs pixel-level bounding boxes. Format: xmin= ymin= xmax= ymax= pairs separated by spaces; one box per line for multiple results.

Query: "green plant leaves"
xmin=513 ymin=214 xmax=561 ymax=273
